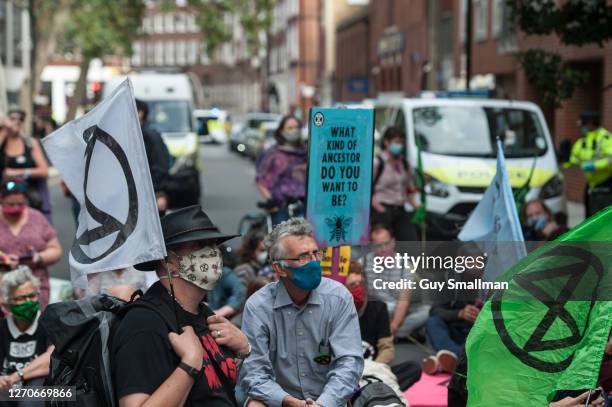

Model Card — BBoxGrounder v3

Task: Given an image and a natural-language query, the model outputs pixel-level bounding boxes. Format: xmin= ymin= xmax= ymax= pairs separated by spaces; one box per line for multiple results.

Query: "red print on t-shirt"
xmin=200 ymin=333 xmax=238 ymax=390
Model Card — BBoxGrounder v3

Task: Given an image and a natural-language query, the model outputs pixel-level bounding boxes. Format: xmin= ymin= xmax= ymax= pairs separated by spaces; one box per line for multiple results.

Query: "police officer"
xmin=566 ymin=112 xmax=612 ymax=217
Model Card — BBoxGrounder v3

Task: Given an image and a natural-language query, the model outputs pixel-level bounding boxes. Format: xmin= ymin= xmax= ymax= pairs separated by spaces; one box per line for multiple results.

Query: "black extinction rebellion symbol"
xmin=491 ymin=245 xmax=603 ymax=373
xmin=71 ymin=125 xmax=138 ymax=264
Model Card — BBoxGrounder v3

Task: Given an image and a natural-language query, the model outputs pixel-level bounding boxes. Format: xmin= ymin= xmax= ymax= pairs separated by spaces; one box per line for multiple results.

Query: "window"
xmin=165 ymin=41 xmax=175 ymax=65
xmin=142 ymin=16 xmax=151 ymax=33
xmin=146 ymin=42 xmax=155 ymax=65
xmin=187 ymin=40 xmax=198 ymax=65
xmin=154 ymin=14 xmax=163 ymax=33
xmin=175 ymin=13 xmax=186 ymax=32
xmin=492 ymin=0 xmax=503 ymax=37
xmin=155 ymin=41 xmax=163 ymax=65
xmin=474 ymin=0 xmax=488 ymax=41
xmin=132 ymin=41 xmax=142 ymax=66
xmin=459 ymin=0 xmax=466 ymax=44
xmin=176 ymin=40 xmax=186 ymax=65
xmin=187 ymin=14 xmax=198 ymax=32
xmin=164 ymin=13 xmax=174 ymax=33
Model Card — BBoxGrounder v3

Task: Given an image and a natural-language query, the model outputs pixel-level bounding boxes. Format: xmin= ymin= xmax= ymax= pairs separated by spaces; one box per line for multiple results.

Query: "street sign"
xmin=306 ymin=107 xmax=375 ymax=248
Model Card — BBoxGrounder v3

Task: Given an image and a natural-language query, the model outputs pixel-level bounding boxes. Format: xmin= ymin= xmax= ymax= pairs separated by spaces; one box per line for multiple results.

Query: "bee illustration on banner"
xmin=325 ymin=215 xmax=352 ymax=243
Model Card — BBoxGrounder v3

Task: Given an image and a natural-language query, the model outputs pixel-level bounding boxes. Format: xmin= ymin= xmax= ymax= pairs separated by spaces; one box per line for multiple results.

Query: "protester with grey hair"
xmin=0 ymin=266 xmax=54 ymax=402
xmin=240 ymin=218 xmax=364 ymax=407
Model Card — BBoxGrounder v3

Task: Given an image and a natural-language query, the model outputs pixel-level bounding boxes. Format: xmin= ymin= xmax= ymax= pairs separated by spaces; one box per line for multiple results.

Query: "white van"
xmin=372 ymin=97 xmax=567 ymax=238
xmin=194 ymin=108 xmax=230 ymax=144
xmin=104 ymin=72 xmax=200 ymax=207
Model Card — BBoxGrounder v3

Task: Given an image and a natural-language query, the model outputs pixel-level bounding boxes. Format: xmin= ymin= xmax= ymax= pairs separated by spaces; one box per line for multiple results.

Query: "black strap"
xmin=372 ymin=155 xmax=385 ymax=187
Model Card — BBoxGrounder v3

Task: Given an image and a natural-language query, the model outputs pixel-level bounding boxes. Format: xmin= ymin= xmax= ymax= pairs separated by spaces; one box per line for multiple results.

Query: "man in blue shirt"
xmin=240 ymin=218 xmax=363 ymax=407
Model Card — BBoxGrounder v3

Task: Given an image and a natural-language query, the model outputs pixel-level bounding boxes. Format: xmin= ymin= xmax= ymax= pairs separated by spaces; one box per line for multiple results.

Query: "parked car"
xmin=245 ymin=121 xmax=279 ymax=160
xmin=195 ymin=108 xmax=231 ymax=144
xmin=232 ymin=113 xmax=281 ymax=156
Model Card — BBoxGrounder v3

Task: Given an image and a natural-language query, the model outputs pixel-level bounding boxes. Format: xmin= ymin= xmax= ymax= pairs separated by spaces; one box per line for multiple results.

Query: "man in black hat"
xmin=112 ymin=205 xmax=250 ymax=407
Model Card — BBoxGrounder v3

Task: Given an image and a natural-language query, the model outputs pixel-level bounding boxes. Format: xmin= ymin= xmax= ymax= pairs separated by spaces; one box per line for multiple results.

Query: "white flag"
xmin=42 ymin=79 xmax=166 ymax=284
xmin=458 ymin=139 xmax=527 ymax=283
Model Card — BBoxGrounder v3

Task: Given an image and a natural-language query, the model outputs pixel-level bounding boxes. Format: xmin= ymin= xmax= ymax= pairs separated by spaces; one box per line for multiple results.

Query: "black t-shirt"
xmin=358 ymin=300 xmax=391 ymax=360
xmin=142 ymin=126 xmax=170 ymax=192
xmin=0 ymin=315 xmax=49 ymax=375
xmin=112 ymin=282 xmax=237 ymax=406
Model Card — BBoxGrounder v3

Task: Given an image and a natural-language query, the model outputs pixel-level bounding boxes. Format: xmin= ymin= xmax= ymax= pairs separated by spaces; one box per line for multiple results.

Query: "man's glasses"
xmin=3 ymin=181 xmax=28 ymax=193
xmin=277 ymin=249 xmax=323 ymax=264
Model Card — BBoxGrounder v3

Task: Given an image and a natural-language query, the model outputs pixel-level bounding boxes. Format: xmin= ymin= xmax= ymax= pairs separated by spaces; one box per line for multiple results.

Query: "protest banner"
xmin=320 ymin=246 xmax=351 ymax=279
xmin=42 ymin=79 xmax=165 ymax=288
xmin=306 ymin=107 xmax=374 ymax=281
xmin=459 ymin=139 xmax=527 ymax=284
xmin=466 ymin=207 xmax=612 ymax=406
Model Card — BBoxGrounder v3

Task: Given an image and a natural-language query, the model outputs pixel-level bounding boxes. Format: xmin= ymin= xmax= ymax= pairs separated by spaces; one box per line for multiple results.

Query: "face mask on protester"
xmin=171 ymin=246 xmax=224 ymax=290
xmin=2 ymin=205 xmax=25 ymax=217
xmin=282 ymin=260 xmax=322 ymax=291
xmin=350 ymin=284 xmax=365 ymax=310
xmin=10 ymin=300 xmax=39 ymax=322
xmin=389 ymin=142 xmax=404 ymax=156
xmin=255 ymin=251 xmax=268 ymax=265
xmin=527 ymin=215 xmax=547 ymax=232
xmin=283 ymin=130 xmax=301 ymax=143
xmin=581 ymin=126 xmax=589 ymax=136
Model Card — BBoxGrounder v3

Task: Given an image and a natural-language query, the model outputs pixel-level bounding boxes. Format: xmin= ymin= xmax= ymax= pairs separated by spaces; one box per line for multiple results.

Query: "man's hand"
xmin=390 ymin=319 xmax=401 ymax=336
xmin=282 ymin=395 xmax=306 ymax=407
xmin=542 ymin=222 xmax=559 ymax=238
xmin=458 ymin=305 xmax=480 ymax=323
xmin=549 ymin=391 xmax=604 ymax=407
xmin=0 ymin=374 xmax=16 ymax=391
xmin=168 ymin=326 xmax=203 ymax=368
xmin=207 ymin=314 xmax=249 ymax=355
xmin=305 ymin=398 xmax=322 ymax=407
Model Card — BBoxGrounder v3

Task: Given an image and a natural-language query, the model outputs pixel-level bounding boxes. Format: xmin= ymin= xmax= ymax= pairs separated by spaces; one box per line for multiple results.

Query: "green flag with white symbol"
xmin=466 ymin=207 xmax=612 ymax=406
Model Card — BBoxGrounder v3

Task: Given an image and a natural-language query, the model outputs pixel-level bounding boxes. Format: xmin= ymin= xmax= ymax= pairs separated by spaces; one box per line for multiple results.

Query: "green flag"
xmin=412 ymin=135 xmax=427 ymax=226
xmin=467 ymin=207 xmax=612 ymax=406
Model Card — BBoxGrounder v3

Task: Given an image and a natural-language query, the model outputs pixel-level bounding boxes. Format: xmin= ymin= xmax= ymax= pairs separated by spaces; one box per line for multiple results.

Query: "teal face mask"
xmin=283 ymin=260 xmax=322 ymax=290
xmin=389 ymin=143 xmax=404 ymax=156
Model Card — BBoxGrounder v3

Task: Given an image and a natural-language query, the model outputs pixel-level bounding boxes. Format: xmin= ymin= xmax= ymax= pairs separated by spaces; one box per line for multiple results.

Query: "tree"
xmin=508 ymin=0 xmax=612 ymax=107
xmin=64 ymin=0 xmax=145 ymax=121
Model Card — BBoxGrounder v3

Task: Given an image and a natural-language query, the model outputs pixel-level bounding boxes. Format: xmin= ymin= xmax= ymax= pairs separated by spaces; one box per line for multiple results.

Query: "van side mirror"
xmin=557 ymin=138 xmax=572 ymax=164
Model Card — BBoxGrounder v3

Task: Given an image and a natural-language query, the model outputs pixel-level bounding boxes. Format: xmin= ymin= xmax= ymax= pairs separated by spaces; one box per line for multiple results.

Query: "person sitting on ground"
xmin=345 ymin=260 xmax=421 ymax=393
xmin=364 ymin=224 xmax=430 ymax=339
xmin=240 ymin=218 xmax=363 ymax=407
xmin=0 ymin=266 xmax=54 ymax=402
xmin=206 ymin=266 xmax=246 ymax=319
xmin=234 ymin=230 xmax=274 ymax=287
xmin=112 ymin=205 xmax=250 ymax=407
xmin=522 ymin=199 xmax=568 ymax=241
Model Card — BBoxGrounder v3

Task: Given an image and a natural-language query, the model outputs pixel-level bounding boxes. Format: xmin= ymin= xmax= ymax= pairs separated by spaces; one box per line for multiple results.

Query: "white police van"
xmin=372 ymin=93 xmax=567 ymax=238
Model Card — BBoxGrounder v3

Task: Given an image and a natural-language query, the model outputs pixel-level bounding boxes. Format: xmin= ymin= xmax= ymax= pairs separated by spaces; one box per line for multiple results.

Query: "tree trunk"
xmin=65 ymin=55 xmax=91 ymax=122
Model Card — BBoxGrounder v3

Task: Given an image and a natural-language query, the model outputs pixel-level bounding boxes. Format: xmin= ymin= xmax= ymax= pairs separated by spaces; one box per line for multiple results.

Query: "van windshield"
xmin=145 ymin=100 xmax=193 ymax=133
xmin=412 ymin=106 xmax=548 ymax=158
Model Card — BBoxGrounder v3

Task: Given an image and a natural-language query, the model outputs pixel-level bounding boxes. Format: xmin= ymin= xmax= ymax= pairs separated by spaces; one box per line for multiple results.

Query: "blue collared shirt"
xmin=240 ymin=277 xmax=364 ymax=407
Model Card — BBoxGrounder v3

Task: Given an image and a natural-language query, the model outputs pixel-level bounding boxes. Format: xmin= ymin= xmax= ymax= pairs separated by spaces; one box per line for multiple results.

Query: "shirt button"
xmin=301 ymin=373 xmax=306 ymax=377
xmin=308 ymin=310 xmax=312 ymax=314
xmin=298 ymin=331 xmax=303 ymax=336
xmin=288 ymin=311 xmax=292 ymax=315
xmin=299 ymin=352 xmax=304 ymax=357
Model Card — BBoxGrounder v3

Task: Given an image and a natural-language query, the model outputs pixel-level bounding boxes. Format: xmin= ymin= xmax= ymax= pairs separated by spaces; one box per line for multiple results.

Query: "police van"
xmin=104 ymin=72 xmax=201 ymax=207
xmin=372 ymin=94 xmax=567 ymax=238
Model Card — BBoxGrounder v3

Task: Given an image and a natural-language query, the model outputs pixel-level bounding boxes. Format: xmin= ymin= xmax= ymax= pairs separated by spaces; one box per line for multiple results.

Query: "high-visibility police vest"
xmin=567 ymin=127 xmax=612 ymax=188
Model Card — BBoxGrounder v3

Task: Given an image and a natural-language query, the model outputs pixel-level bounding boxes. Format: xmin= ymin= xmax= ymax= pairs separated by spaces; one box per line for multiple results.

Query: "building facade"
xmin=132 ymin=2 xmax=262 ymax=116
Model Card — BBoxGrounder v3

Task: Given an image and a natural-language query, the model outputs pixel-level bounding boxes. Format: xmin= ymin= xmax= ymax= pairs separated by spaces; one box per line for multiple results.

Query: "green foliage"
xmin=507 ymin=0 xmax=611 ymax=106
xmin=509 ymin=0 xmax=612 ymax=47
xmin=65 ymin=0 xmax=145 ymax=59
xmin=517 ymin=50 xmax=590 ymax=108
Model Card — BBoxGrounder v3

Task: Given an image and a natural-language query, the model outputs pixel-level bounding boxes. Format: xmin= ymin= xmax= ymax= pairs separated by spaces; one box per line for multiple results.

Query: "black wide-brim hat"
xmin=134 ymin=205 xmax=239 ymax=271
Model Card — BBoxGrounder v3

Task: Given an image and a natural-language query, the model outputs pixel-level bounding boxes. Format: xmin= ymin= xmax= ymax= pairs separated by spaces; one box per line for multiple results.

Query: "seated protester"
xmin=206 ymin=267 xmax=246 ymax=319
xmin=234 ymin=230 xmax=274 ymax=286
xmin=112 ymin=206 xmax=251 ymax=407
xmin=345 ymin=261 xmax=420 ymax=393
xmin=522 ymin=199 xmax=568 ymax=241
xmin=364 ymin=224 xmax=430 ymax=339
xmin=240 ymin=218 xmax=364 ymax=407
xmin=0 ymin=266 xmax=54 ymax=405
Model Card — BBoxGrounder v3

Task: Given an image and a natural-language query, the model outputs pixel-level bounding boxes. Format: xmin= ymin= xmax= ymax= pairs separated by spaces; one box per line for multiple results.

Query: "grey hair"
xmin=264 ymin=217 xmax=314 ymax=262
xmin=1 ymin=266 xmax=41 ymax=302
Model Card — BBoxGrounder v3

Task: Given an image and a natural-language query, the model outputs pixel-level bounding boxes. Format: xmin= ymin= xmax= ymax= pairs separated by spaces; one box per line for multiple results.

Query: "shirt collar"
xmin=273 ymin=280 xmax=322 ymax=309
xmin=7 ymin=311 xmax=40 ymax=338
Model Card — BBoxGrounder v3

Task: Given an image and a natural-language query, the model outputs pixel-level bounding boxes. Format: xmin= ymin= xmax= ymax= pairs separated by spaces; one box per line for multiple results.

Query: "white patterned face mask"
xmin=176 ymin=245 xmax=223 ymax=290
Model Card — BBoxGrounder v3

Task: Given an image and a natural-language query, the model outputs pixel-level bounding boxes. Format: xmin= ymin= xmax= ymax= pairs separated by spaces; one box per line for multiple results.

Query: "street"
xmin=49 ymin=143 xmax=259 ymax=281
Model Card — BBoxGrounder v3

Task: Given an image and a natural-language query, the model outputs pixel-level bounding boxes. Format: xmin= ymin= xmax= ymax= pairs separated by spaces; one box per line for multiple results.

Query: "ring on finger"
xmin=216 ymin=330 xmax=222 ymax=338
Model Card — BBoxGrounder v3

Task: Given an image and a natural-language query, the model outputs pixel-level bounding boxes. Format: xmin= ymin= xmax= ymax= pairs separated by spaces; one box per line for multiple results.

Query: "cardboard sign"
xmin=306 ymin=108 xmax=375 ymax=247
xmin=320 ymin=246 xmax=351 ymax=279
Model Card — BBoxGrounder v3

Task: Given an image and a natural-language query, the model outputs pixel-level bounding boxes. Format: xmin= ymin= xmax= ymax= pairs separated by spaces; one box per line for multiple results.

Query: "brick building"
xmin=334 ymin=0 xmax=612 ymax=203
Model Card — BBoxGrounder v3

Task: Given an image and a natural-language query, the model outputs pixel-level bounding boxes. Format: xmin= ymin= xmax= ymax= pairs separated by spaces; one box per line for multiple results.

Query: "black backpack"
xmin=351 ymin=376 xmax=405 ymax=407
xmin=40 ymin=292 xmax=176 ymax=407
